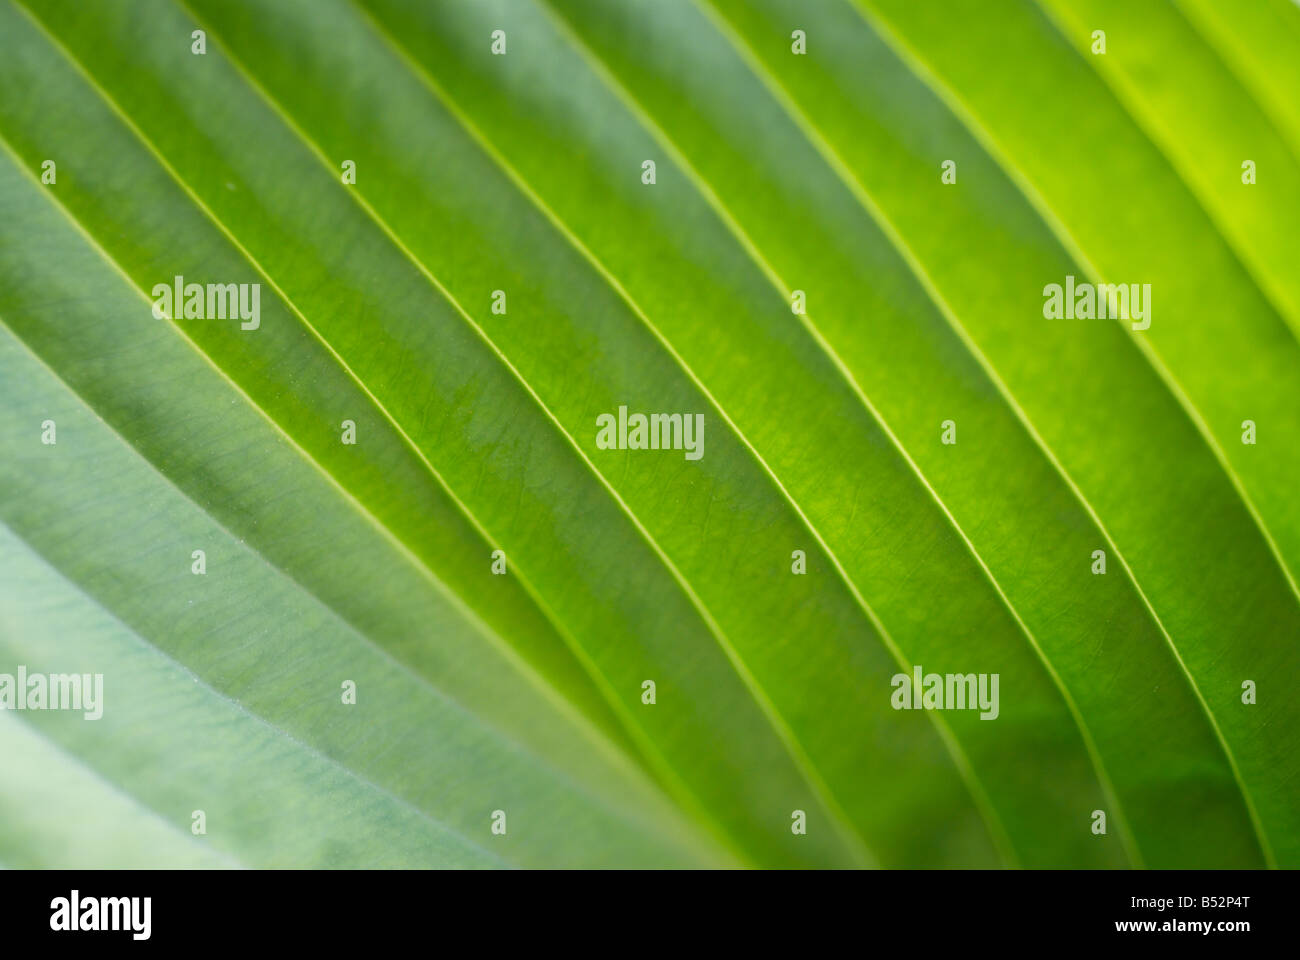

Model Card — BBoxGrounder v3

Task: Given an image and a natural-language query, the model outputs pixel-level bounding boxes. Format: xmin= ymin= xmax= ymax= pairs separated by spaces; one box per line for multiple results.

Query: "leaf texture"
xmin=1 ymin=0 xmax=1296 ymax=868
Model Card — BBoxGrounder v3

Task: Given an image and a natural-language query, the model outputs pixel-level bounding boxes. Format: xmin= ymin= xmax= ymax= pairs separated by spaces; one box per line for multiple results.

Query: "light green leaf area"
xmin=1 ymin=0 xmax=1296 ymax=868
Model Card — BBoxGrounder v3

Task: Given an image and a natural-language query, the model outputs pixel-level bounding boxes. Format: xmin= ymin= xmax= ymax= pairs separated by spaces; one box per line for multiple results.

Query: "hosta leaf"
xmin=0 ymin=239 xmax=706 ymax=867
xmin=1 ymin=0 xmax=1296 ymax=869
xmin=531 ymin=0 xmax=1277 ymax=869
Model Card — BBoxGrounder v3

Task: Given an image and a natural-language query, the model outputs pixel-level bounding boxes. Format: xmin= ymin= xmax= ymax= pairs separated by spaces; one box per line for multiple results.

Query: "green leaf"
xmin=1 ymin=0 xmax=1295 ymax=868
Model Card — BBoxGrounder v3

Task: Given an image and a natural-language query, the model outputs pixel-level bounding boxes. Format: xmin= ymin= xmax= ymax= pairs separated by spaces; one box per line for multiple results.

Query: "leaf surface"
xmin=1 ymin=0 xmax=1296 ymax=868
